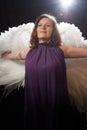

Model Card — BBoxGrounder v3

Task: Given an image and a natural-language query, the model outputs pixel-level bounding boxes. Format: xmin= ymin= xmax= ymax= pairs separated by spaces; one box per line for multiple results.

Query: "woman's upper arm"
xmin=60 ymin=44 xmax=87 ymax=58
xmin=19 ymin=47 xmax=30 ymax=59
xmin=59 ymin=45 xmax=69 ymax=58
xmin=59 ymin=45 xmax=75 ymax=58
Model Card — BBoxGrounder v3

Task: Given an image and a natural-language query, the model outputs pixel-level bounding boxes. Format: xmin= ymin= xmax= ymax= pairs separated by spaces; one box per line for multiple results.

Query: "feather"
xmin=58 ymin=22 xmax=87 ymax=47
xmin=0 ymin=22 xmax=87 ymax=114
xmin=0 ymin=22 xmax=87 ymax=88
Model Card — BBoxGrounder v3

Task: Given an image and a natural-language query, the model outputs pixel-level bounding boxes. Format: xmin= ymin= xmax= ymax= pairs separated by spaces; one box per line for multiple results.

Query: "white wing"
xmin=0 ymin=22 xmax=87 ymax=113
xmin=0 ymin=59 xmax=25 ymax=96
xmin=0 ymin=23 xmax=34 ymax=55
xmin=1 ymin=22 xmax=86 ymax=56
xmin=0 ymin=22 xmax=34 ymax=94
xmin=58 ymin=22 xmax=87 ymax=47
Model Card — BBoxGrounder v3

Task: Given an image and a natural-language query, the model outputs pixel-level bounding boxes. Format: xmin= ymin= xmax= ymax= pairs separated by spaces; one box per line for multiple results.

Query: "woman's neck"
xmin=39 ymin=39 xmax=50 ymax=44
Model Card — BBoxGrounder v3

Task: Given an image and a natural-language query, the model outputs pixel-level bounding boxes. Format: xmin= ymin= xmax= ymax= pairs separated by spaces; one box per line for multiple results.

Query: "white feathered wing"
xmin=0 ymin=23 xmax=34 ymax=93
xmin=0 ymin=22 xmax=87 ymax=113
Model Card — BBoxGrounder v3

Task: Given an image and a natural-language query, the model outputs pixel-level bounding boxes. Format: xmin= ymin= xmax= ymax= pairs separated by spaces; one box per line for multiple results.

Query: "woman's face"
xmin=36 ymin=18 xmax=53 ymax=43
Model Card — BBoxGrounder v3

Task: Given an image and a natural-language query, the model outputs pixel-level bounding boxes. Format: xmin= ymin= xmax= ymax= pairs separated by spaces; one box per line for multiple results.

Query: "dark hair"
xmin=30 ymin=13 xmax=61 ymax=48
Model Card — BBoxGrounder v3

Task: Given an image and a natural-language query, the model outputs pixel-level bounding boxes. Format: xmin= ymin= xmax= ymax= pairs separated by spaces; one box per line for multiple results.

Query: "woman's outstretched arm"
xmin=60 ymin=45 xmax=87 ymax=58
xmin=0 ymin=47 xmax=30 ymax=60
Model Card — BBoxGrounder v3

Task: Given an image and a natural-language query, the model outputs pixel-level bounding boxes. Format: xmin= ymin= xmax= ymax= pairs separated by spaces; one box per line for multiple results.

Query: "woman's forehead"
xmin=38 ymin=18 xmax=53 ymax=24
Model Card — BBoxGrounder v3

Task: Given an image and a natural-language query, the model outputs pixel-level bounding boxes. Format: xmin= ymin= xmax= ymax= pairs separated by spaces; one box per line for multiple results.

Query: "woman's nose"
xmin=42 ymin=25 xmax=46 ymax=29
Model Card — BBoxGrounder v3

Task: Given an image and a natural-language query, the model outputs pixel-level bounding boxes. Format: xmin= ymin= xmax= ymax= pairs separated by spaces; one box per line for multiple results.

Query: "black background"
xmin=0 ymin=0 xmax=87 ymax=38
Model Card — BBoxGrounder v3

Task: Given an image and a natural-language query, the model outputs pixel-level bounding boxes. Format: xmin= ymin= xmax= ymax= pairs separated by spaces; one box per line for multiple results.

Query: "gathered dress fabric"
xmin=24 ymin=43 xmax=73 ymax=130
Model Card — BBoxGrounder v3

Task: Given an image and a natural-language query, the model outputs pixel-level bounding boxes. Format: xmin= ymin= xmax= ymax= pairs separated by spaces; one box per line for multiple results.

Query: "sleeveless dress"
xmin=24 ymin=43 xmax=72 ymax=130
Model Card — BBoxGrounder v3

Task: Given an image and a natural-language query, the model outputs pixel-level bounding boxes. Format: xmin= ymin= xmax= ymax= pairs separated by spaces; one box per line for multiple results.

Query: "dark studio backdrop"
xmin=0 ymin=0 xmax=87 ymax=130
xmin=0 ymin=0 xmax=87 ymax=38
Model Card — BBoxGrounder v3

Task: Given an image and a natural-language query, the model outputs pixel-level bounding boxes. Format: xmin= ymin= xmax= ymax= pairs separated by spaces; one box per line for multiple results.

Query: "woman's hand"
xmin=0 ymin=51 xmax=12 ymax=59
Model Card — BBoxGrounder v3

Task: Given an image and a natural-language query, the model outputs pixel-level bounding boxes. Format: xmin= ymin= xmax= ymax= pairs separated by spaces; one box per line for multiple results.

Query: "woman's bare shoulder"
xmin=20 ymin=46 xmax=31 ymax=59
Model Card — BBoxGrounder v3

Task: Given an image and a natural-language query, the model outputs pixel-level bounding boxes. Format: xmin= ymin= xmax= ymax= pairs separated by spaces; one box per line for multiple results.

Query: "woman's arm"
xmin=60 ymin=45 xmax=87 ymax=58
xmin=0 ymin=47 xmax=30 ymax=60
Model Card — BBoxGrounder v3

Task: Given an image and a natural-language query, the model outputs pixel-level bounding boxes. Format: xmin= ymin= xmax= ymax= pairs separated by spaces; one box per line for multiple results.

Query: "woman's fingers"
xmin=0 ymin=51 xmax=12 ymax=58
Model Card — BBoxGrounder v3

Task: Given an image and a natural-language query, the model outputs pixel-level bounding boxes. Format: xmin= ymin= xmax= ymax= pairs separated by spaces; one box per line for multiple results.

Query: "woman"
xmin=1 ymin=14 xmax=87 ymax=130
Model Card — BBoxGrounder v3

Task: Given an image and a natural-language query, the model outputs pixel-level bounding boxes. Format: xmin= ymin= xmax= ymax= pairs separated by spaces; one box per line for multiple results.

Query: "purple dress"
xmin=24 ymin=43 xmax=71 ymax=130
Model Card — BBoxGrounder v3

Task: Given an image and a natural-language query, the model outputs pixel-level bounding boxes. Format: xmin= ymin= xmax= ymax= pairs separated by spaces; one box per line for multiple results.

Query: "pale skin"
xmin=1 ymin=18 xmax=87 ymax=60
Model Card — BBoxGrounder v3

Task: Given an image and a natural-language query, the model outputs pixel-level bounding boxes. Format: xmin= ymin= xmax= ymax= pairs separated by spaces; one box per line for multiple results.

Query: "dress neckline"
xmin=38 ymin=42 xmax=54 ymax=47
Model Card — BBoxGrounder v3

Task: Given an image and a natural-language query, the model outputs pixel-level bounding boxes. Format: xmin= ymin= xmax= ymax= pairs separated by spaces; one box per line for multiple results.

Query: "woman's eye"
xmin=38 ymin=24 xmax=42 ymax=27
xmin=37 ymin=24 xmax=52 ymax=27
xmin=46 ymin=24 xmax=51 ymax=27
